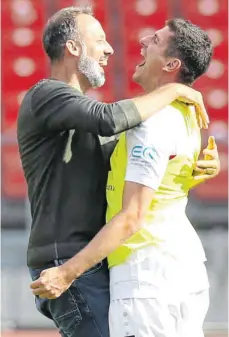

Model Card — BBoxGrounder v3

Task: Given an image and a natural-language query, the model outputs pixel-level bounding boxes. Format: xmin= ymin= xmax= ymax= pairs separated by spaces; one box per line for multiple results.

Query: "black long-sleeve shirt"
xmin=17 ymin=79 xmax=141 ymax=268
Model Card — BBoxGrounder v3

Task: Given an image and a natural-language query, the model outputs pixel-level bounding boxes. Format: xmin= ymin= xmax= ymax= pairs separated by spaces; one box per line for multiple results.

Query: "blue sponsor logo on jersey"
xmin=131 ymin=145 xmax=156 ymax=160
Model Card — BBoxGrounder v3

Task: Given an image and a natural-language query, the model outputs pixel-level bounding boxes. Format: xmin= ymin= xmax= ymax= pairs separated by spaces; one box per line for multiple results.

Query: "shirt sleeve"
xmin=30 ymin=79 xmax=141 ymax=136
xmin=125 ymin=109 xmax=175 ymax=191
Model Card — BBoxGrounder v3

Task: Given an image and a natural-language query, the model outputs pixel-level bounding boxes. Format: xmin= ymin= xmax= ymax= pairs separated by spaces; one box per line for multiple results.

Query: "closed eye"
xmin=152 ymin=34 xmax=159 ymax=44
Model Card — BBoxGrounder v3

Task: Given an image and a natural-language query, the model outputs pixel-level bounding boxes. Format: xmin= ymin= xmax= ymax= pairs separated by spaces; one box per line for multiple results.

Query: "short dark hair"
xmin=43 ymin=6 xmax=93 ymax=62
xmin=166 ymin=18 xmax=213 ymax=84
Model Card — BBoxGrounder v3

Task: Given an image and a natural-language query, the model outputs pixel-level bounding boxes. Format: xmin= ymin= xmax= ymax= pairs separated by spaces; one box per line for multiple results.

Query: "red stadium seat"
xmin=181 ymin=0 xmax=228 ymax=123
xmin=123 ymin=2 xmax=170 ymax=97
xmin=2 ymin=0 xmax=47 ymax=199
xmin=2 ymin=0 xmax=46 ymax=29
xmin=181 ymin=0 xmax=228 ymax=28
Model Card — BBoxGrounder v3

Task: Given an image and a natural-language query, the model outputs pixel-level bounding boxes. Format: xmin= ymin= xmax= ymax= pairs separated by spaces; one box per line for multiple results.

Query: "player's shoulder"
xmin=28 ymin=79 xmax=83 ymax=112
xmin=31 ymin=79 xmax=82 ymax=97
xmin=126 ymin=105 xmax=175 ymax=142
xmin=127 ymin=104 xmax=186 ymax=146
xmin=143 ymin=104 xmax=183 ymax=127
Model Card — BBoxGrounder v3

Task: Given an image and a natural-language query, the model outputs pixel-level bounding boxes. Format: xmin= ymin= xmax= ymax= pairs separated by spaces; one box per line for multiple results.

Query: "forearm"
xmin=61 ymin=212 xmax=137 ymax=282
xmin=31 ymin=80 xmax=141 ymax=136
xmin=131 ymin=83 xmax=181 ymax=121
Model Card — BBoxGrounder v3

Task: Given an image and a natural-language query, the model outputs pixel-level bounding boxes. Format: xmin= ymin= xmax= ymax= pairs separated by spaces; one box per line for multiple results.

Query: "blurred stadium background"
xmin=1 ymin=0 xmax=228 ymax=336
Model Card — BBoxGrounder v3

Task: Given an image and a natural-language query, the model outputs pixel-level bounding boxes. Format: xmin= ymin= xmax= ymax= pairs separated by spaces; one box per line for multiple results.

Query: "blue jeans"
xmin=29 ymin=259 xmax=110 ymax=337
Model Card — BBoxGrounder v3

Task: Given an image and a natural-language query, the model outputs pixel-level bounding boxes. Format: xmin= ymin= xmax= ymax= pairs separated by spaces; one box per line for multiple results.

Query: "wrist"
xmin=162 ymin=83 xmax=183 ymax=101
xmin=174 ymin=83 xmax=186 ymax=98
xmin=59 ymin=261 xmax=79 ymax=284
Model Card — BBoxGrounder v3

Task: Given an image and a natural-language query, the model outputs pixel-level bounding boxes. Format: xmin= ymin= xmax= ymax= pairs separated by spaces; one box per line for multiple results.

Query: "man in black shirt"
xmin=19 ymin=6 xmax=218 ymax=337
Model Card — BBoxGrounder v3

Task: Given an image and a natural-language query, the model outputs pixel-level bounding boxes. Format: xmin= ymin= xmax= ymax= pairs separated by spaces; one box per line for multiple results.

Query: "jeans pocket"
xmin=50 ymin=288 xmax=82 ymax=336
xmin=58 ymin=259 xmax=104 ymax=279
xmin=29 ymin=264 xmax=82 ymax=326
xmin=30 ymin=266 xmax=83 ymax=334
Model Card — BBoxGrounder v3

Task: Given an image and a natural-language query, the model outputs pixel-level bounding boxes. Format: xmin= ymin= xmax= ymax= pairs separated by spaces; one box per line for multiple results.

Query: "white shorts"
xmin=109 ymin=289 xmax=209 ymax=337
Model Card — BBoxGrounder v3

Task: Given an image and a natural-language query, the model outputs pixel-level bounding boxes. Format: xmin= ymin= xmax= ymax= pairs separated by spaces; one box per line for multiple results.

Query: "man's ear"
xmin=66 ymin=40 xmax=81 ymax=57
xmin=163 ymin=58 xmax=181 ymax=73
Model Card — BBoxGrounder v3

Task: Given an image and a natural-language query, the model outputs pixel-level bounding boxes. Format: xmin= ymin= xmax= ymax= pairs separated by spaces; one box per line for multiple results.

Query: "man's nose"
xmin=104 ymin=41 xmax=114 ymax=56
xmin=139 ymin=36 xmax=149 ymax=47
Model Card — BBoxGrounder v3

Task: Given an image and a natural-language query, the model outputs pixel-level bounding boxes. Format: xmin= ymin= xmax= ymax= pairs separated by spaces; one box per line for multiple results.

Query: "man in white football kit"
xmin=107 ymin=103 xmax=210 ymax=337
xmin=105 ymin=20 xmax=214 ymax=337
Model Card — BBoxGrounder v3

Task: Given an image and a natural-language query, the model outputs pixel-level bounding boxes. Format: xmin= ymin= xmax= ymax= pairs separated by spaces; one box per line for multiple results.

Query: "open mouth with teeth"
xmin=136 ymin=51 xmax=146 ymax=68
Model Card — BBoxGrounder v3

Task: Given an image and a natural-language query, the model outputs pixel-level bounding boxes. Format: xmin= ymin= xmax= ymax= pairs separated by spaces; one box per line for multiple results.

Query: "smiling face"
xmin=133 ymin=26 xmax=181 ymax=91
xmin=77 ymin=14 xmax=114 ymax=86
xmin=43 ymin=8 xmax=114 ymax=89
xmin=70 ymin=14 xmax=114 ymax=87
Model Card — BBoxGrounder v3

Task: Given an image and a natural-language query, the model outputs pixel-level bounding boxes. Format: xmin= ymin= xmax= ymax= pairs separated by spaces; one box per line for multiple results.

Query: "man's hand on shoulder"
xmin=176 ymin=84 xmax=209 ymax=129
